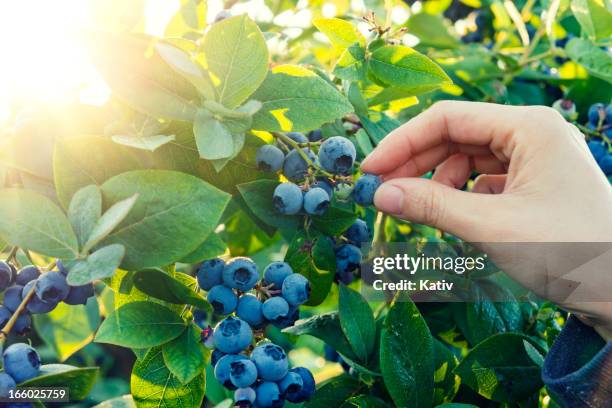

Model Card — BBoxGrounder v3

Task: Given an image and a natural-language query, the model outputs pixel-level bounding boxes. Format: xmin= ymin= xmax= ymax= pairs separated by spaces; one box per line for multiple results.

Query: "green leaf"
xmin=303 ymin=375 xmax=362 ymax=408
xmin=380 ymin=300 xmax=434 ymax=408
xmin=111 ymin=134 xmax=176 ymax=152
xmin=283 ymin=312 xmax=358 ymax=362
xmin=95 ymin=301 xmax=186 ymax=348
xmin=251 ymin=65 xmax=354 ymax=132
xmin=237 ymin=180 xmax=301 ymax=230
xmin=92 ymin=395 xmax=136 ymax=408
xmin=432 ymin=339 xmax=459 ymax=405
xmin=131 ymin=347 xmax=205 ymax=408
xmin=311 ymin=204 xmax=357 ymax=236
xmin=67 ymin=244 xmax=125 ymax=286
xmin=194 ymin=110 xmax=236 ymax=160
xmin=53 ymin=136 xmax=142 ymax=209
xmin=33 ymin=298 xmax=101 ymax=362
xmin=162 ymin=324 xmax=209 ymax=384
xmin=100 ymin=170 xmax=231 ymax=270
xmin=354 ymin=128 xmax=374 ymax=156
xmin=165 ymin=0 xmax=207 ymax=39
xmin=156 ymin=41 xmax=215 ymax=99
xmin=338 ymin=285 xmax=375 ymax=364
xmin=454 ymin=333 xmax=544 ymax=403
xmin=435 ymin=404 xmax=479 ymax=408
xmin=333 ymin=46 xmax=367 ymax=82
xmin=312 ymin=18 xmax=366 ymax=49
xmin=566 ymin=38 xmax=612 ymax=83
xmin=571 ymin=0 xmax=612 ymax=40
xmin=0 ymin=189 xmax=79 ymax=259
xmin=20 ymin=364 xmax=99 ymax=400
xmin=342 ymin=395 xmax=388 ymax=407
xmin=132 ymin=268 xmax=210 ymax=310
xmin=82 ymin=194 xmax=138 ymax=254
xmin=369 ymin=45 xmax=451 ymax=89
xmin=179 ymin=233 xmax=227 ymax=263
xmin=358 ymin=112 xmax=400 ymax=145
xmin=405 ymin=13 xmax=460 ymax=49
xmin=202 ymin=14 xmax=269 ymax=108
xmin=68 ymin=185 xmax=102 ymax=249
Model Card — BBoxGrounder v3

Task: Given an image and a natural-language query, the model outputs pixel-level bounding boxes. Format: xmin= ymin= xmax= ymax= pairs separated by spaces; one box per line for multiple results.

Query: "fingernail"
xmin=375 ymin=183 xmax=404 ymax=214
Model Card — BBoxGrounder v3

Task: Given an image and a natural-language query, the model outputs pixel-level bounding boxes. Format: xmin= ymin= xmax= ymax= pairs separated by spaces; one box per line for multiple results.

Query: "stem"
xmin=5 ymin=246 xmax=18 ymax=262
xmin=23 ymin=249 xmax=35 ymax=265
xmin=371 ymin=212 xmax=387 ymax=247
xmin=272 ymin=132 xmax=334 ymax=178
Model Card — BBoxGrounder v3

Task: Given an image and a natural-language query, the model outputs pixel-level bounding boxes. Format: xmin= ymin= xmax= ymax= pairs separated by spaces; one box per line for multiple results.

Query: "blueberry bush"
xmin=0 ymin=0 xmax=610 ymax=407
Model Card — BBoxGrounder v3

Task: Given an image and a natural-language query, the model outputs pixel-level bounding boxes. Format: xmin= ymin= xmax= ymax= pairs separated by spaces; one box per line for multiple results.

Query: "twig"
xmin=5 ymin=247 xmax=18 ymax=263
xmin=272 ymin=132 xmax=334 ymax=178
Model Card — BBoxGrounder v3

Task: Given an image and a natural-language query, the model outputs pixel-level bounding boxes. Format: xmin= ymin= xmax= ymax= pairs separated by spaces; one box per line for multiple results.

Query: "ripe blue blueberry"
xmin=207 ymin=285 xmax=238 ymax=315
xmin=318 ymin=136 xmax=356 ymax=174
xmin=256 ymin=145 xmax=285 ymax=172
xmin=303 ymin=188 xmax=330 ymax=216
xmin=250 ymin=343 xmax=288 ymax=381
xmin=343 ymin=219 xmax=371 ymax=246
xmin=352 ymin=174 xmax=382 ymax=206
xmin=0 ymin=306 xmax=11 ymax=329
xmin=211 ymin=349 xmax=225 ymax=366
xmin=290 ymin=367 xmax=316 ymax=402
xmin=262 ymin=297 xmax=289 ymax=321
xmin=3 ymin=285 xmax=23 ymax=312
xmin=213 ymin=316 xmax=253 ymax=354
xmin=273 ymin=182 xmax=303 ymax=215
xmin=15 ymin=266 xmax=40 ymax=286
xmin=35 ymin=272 xmax=69 ymax=304
xmin=336 ymin=244 xmax=362 ymax=275
xmin=272 ymin=305 xmax=299 ymax=329
xmin=263 ymin=262 xmax=293 ymax=290
xmin=286 ymin=132 xmax=308 ymax=143
xmin=278 ymin=371 xmax=304 ymax=402
xmin=255 ymin=381 xmax=283 ymax=407
xmin=599 ymin=155 xmax=612 ymax=175
xmin=236 ymin=294 xmax=265 ymax=327
xmin=14 ymin=313 xmax=31 ymax=336
xmin=197 ymin=258 xmax=225 ymax=291
xmin=311 ymin=178 xmax=333 ymax=198
xmin=0 ymin=372 xmax=16 ymax=398
xmin=56 ymin=260 xmax=68 ymax=276
xmin=3 ymin=343 xmax=41 ymax=383
xmin=308 ymin=129 xmax=323 ymax=142
xmin=0 ymin=261 xmax=14 ymax=291
xmin=281 ymin=273 xmax=310 ymax=306
xmin=588 ymin=103 xmax=605 ymax=125
xmin=22 ymin=281 xmax=57 ymax=314
xmin=234 ymin=387 xmax=256 ymax=405
xmin=214 ymin=354 xmax=247 ymax=389
xmin=588 ymin=140 xmax=607 ymax=162
xmin=63 ymin=283 xmax=94 ymax=306
xmin=605 ymin=104 xmax=612 ymax=124
xmin=229 ymin=359 xmax=258 ymax=388
xmin=282 ymin=148 xmax=315 ymax=181
xmin=223 ymin=258 xmax=259 ymax=291
xmin=192 ymin=309 xmax=208 ymax=329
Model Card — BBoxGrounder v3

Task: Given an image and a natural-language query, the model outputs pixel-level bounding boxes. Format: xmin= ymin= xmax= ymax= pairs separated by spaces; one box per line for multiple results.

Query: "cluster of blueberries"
xmin=257 ymin=132 xmax=381 ymax=216
xmin=585 ymin=103 xmax=612 ymax=176
xmin=0 ymin=261 xmax=94 ymax=336
xmin=334 ymin=219 xmax=370 ymax=285
xmin=196 ymin=257 xmax=315 ymax=407
xmin=0 ymin=343 xmax=42 ymax=400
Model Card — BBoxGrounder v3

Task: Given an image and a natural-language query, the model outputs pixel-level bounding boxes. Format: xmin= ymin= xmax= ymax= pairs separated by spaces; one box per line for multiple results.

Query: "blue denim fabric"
xmin=542 ymin=315 xmax=612 ymax=408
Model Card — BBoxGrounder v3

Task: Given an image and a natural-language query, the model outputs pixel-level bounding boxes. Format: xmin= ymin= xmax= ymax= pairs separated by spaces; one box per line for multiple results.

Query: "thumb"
xmin=373 ymin=177 xmax=495 ymax=241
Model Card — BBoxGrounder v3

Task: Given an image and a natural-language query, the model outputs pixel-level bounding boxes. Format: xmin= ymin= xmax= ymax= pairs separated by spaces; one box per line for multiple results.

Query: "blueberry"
xmin=336 ymin=244 xmax=362 ymax=276
xmin=290 ymin=367 xmax=316 ymax=402
xmin=303 ymin=188 xmax=330 ymax=216
xmin=63 ymin=283 xmax=94 ymax=305
xmin=214 ymin=354 xmax=247 ymax=389
xmin=250 ymin=343 xmax=288 ymax=381
xmin=263 ymin=262 xmax=293 ymax=290
xmin=211 ymin=349 xmax=225 ymax=366
xmin=0 ymin=371 xmax=16 ymax=398
xmin=0 ymin=261 xmax=14 ymax=290
xmin=262 ymin=297 xmax=289 ymax=321
xmin=599 ymin=155 xmax=612 ymax=175
xmin=236 ymin=294 xmax=265 ymax=327
xmin=14 ymin=313 xmax=31 ymax=336
xmin=343 ymin=219 xmax=371 ymax=246
xmin=235 ymin=387 xmax=256 ymax=405
xmin=286 ymin=132 xmax=308 ymax=143
xmin=282 ymin=148 xmax=315 ymax=181
xmin=207 ymin=285 xmax=238 ymax=315
xmin=56 ymin=260 xmax=68 ymax=276
xmin=552 ymin=99 xmax=576 ymax=120
xmin=223 ymin=258 xmax=259 ymax=291
xmin=335 ymin=267 xmax=355 ymax=285
xmin=273 ymin=182 xmax=303 ymax=215
xmin=197 ymin=258 xmax=225 ymax=291
xmin=588 ymin=103 xmax=605 ymax=125
xmin=278 ymin=371 xmax=303 ymax=401
xmin=213 ymin=316 xmax=253 ymax=354
xmin=15 ymin=266 xmax=39 ymax=286
xmin=588 ymin=140 xmax=607 ymax=162
xmin=281 ymin=273 xmax=310 ymax=306
xmin=0 ymin=306 xmax=11 ymax=329
xmin=35 ymin=272 xmax=69 ymax=304
xmin=352 ymin=174 xmax=381 ymax=206
xmin=308 ymin=129 xmax=323 ymax=142
xmin=192 ymin=309 xmax=208 ymax=328
xmin=255 ymin=381 xmax=283 ymax=407
xmin=318 ymin=136 xmax=356 ymax=174
xmin=230 ymin=359 xmax=258 ymax=388
xmin=272 ymin=305 xmax=299 ymax=329
xmin=324 ymin=344 xmax=340 ymax=362
xmin=256 ymin=145 xmax=285 ymax=172
xmin=605 ymin=104 xmax=612 ymax=124
xmin=3 ymin=343 xmax=41 ymax=383
xmin=311 ymin=178 xmax=334 ymax=198
xmin=3 ymin=285 xmax=23 ymax=312
xmin=22 ymin=281 xmax=57 ymax=314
